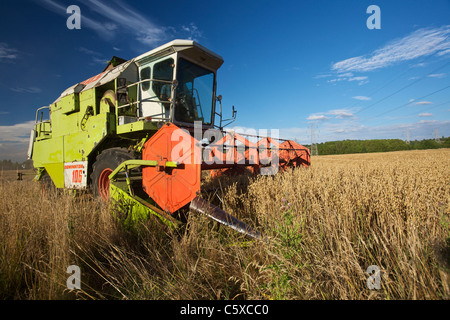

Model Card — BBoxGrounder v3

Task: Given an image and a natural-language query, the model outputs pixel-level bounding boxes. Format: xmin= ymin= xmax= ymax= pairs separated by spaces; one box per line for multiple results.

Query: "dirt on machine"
xmin=28 ymin=39 xmax=311 ymax=240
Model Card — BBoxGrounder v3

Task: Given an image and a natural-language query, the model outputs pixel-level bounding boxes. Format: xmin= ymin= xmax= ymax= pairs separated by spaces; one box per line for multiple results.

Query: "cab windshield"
xmin=175 ymin=58 xmax=214 ymax=125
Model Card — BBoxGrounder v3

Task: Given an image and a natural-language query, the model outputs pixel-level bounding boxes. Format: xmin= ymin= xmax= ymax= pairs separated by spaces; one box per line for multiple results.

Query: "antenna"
xmin=310 ymin=123 xmax=319 ymax=156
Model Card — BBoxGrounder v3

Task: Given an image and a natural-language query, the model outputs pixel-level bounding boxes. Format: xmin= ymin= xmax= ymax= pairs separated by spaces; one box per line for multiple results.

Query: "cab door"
xmin=139 ymin=56 xmax=175 ymax=121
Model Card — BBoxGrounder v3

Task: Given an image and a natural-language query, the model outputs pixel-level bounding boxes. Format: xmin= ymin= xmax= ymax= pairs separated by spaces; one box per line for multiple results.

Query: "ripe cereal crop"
xmin=0 ymin=149 xmax=448 ymax=299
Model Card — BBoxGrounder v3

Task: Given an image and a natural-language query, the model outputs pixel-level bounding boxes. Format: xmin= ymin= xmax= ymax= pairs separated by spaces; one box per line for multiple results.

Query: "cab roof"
xmin=52 ymin=40 xmax=223 ymax=104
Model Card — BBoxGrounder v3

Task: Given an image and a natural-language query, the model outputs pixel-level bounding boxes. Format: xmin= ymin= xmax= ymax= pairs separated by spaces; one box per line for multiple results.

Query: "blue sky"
xmin=1 ymin=0 xmax=449 ymax=161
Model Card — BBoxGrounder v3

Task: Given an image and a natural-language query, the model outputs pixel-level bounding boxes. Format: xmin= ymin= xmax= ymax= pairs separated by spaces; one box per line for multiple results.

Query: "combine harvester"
xmin=28 ymin=40 xmax=310 ymax=240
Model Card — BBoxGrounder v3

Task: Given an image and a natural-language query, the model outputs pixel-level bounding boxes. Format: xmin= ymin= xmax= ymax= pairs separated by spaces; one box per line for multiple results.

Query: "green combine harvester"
xmin=28 ymin=40 xmax=311 ymax=239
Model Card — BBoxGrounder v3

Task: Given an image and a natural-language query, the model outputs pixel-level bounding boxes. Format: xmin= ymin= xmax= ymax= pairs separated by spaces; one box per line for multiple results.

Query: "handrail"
xmin=118 ymin=78 xmax=177 ymax=119
xmin=35 ymin=106 xmax=50 ymax=123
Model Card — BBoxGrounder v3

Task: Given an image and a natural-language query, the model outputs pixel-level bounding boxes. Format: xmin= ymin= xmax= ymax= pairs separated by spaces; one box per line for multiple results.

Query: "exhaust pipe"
xmin=189 ymin=196 xmax=263 ymax=240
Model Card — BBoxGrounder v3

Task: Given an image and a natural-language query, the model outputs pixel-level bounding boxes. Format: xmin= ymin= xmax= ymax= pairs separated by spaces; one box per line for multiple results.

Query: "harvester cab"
xmin=117 ymin=40 xmax=226 ymax=129
xmin=29 ymin=40 xmax=311 ymax=240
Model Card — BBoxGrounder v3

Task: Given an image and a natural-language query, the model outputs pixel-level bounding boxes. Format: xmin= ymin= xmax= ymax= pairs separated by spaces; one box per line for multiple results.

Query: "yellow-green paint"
xmin=116 ymin=120 xmax=158 ymax=134
xmin=31 ymin=77 xmax=119 ymax=184
xmin=45 ymin=163 xmax=65 ymax=187
xmin=110 ymin=181 xmax=180 ymax=229
xmin=60 ymin=94 xmax=80 ymax=114
xmin=30 ymin=68 xmax=157 ymax=190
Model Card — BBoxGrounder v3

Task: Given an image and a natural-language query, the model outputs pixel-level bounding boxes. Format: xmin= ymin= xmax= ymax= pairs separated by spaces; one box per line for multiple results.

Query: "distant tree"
xmin=314 ymin=136 xmax=449 ymax=155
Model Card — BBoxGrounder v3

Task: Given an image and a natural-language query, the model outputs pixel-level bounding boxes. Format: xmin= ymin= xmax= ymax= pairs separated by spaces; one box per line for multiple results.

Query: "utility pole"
xmin=405 ymin=129 xmax=410 ymax=144
xmin=310 ymin=123 xmax=319 ymax=156
xmin=434 ymin=129 xmax=441 ymax=143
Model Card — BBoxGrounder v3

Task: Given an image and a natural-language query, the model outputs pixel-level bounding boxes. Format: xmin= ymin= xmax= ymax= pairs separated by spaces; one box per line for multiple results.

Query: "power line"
xmin=367 ymin=84 xmax=450 ymax=120
xmin=355 ymin=60 xmax=450 ymax=115
xmin=354 ymin=35 xmax=450 ymax=115
xmin=364 ymin=56 xmax=433 ymax=99
xmin=405 ymin=98 xmax=450 ymax=117
xmin=336 ymin=57 xmax=426 ymax=112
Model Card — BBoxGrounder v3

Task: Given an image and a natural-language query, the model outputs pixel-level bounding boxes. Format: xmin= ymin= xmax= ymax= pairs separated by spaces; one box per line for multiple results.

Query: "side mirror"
xmin=214 ymin=95 xmax=237 ymax=129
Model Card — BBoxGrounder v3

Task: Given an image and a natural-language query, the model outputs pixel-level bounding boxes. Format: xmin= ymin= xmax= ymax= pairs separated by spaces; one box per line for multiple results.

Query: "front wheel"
xmin=90 ymin=148 xmax=136 ymax=201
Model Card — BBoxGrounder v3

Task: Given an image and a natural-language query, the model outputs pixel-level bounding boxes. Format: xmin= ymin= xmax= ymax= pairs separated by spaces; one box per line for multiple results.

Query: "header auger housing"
xmin=28 ymin=40 xmax=310 ymax=239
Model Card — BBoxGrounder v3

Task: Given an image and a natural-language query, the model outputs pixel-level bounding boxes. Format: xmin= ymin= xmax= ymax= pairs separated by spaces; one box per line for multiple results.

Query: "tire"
xmin=40 ymin=171 xmax=56 ymax=193
xmin=90 ymin=148 xmax=136 ymax=201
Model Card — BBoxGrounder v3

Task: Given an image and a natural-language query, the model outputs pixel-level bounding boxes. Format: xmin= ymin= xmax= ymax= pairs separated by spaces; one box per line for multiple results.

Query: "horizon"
xmin=2 ymin=135 xmax=449 ymax=164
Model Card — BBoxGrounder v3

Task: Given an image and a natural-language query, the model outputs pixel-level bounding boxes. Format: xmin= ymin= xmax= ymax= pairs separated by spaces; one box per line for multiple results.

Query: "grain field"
xmin=0 ymin=149 xmax=449 ymax=300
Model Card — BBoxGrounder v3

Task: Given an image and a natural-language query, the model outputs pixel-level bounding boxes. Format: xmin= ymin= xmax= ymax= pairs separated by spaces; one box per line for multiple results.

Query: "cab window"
xmin=152 ymin=58 xmax=174 ymax=100
xmin=140 ymin=67 xmax=151 ymax=91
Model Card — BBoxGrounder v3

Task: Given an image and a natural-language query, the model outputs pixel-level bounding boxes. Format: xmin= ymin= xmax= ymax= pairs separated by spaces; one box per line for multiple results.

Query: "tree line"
xmin=305 ymin=136 xmax=450 ymax=155
xmin=0 ymin=159 xmax=34 ymax=171
xmin=0 ymin=137 xmax=449 ymax=168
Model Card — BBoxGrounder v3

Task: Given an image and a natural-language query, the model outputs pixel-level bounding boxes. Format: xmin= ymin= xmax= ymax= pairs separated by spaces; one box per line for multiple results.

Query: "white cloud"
xmin=83 ymin=0 xmax=167 ymax=46
xmin=0 ymin=143 xmax=30 ymax=162
xmin=331 ymin=25 xmax=450 ymax=73
xmin=38 ymin=0 xmax=205 ymax=49
xmin=231 ymin=119 xmax=450 ymax=146
xmin=437 ymin=48 xmax=450 ymax=56
xmin=327 ymin=109 xmax=355 ymax=119
xmin=222 ymin=125 xmax=311 ymax=146
xmin=417 ymin=119 xmax=439 ymax=124
xmin=414 ymin=101 xmax=433 ymax=105
xmin=327 ymin=78 xmax=344 ymax=83
xmin=353 ymin=96 xmax=371 ymax=101
xmin=327 ymin=75 xmax=369 ymax=85
xmin=0 ymin=120 xmax=36 ymax=161
xmin=307 ymin=114 xmax=329 ymax=121
xmin=0 ymin=43 xmax=18 ymax=61
xmin=104 ymin=22 xmax=118 ymax=32
xmin=350 ymin=76 xmax=369 ymax=85
xmin=427 ymin=73 xmax=446 ymax=78
xmin=307 ymin=108 xmax=356 ymax=122
xmin=418 ymin=113 xmax=433 ymax=117
xmin=348 ymin=76 xmax=368 ymax=82
xmin=412 ymin=62 xmax=426 ymax=68
xmin=0 ymin=120 xmax=35 ymax=143
xmin=311 ymin=119 xmax=450 ymax=143
xmin=181 ymin=22 xmax=203 ymax=42
xmin=78 ymin=47 xmax=101 ymax=56
xmin=9 ymin=87 xmax=42 ymax=94
xmin=91 ymin=57 xmax=109 ymax=65
xmin=77 ymin=47 xmax=110 ymax=66
xmin=39 ymin=0 xmax=115 ymax=40
xmin=313 ymin=74 xmax=332 ymax=79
